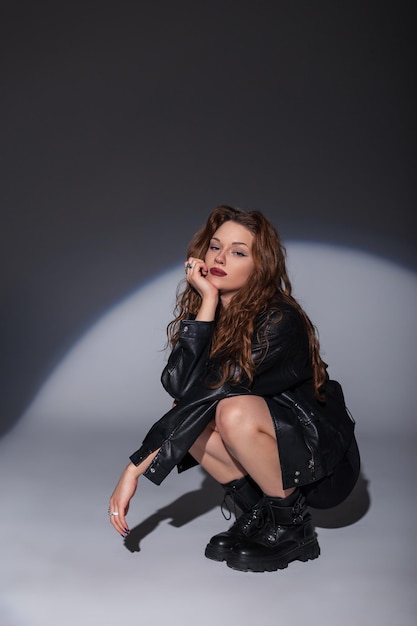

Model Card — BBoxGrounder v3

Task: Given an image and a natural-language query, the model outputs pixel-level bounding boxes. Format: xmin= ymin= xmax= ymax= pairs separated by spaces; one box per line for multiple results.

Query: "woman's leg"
xmin=189 ymin=420 xmax=246 ymax=484
xmin=214 ymin=395 xmax=295 ymax=498
xmin=191 ymin=418 xmax=264 ymax=563
xmin=194 ymin=397 xmax=318 ymax=572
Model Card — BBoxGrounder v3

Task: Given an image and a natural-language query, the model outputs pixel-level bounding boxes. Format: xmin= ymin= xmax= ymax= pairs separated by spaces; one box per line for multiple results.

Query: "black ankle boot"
xmin=204 ymin=475 xmax=263 ymax=562
xmin=226 ymin=491 xmax=320 ymax=572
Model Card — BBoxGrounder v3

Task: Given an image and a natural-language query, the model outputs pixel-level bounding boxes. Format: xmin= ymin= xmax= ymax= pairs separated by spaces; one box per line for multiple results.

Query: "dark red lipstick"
xmin=209 ymin=267 xmax=227 ymax=276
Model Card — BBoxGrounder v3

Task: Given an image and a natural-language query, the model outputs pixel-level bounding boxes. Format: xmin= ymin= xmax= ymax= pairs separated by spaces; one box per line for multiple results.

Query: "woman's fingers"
xmin=109 ymin=503 xmax=129 ymax=537
xmin=184 ymin=257 xmax=207 ymax=278
xmin=184 ymin=257 xmax=219 ymax=303
xmin=108 ymin=465 xmax=139 ymax=537
xmin=108 ymin=508 xmax=123 ymax=536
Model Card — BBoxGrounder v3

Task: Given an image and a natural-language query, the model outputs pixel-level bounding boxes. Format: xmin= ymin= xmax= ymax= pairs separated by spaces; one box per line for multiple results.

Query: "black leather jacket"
xmin=129 ymin=301 xmax=337 ymax=488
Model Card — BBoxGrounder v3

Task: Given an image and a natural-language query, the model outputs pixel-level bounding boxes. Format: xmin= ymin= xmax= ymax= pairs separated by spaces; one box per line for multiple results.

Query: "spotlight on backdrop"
xmin=16 ymin=243 xmax=417 ymax=439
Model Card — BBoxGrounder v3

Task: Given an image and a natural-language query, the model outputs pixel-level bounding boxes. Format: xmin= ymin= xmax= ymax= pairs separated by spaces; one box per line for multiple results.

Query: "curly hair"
xmin=166 ymin=205 xmax=327 ymax=400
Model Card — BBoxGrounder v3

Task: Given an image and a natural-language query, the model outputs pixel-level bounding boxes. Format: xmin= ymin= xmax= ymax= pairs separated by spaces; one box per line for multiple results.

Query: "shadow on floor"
xmin=124 ymin=474 xmax=223 ymax=553
xmin=123 ymin=469 xmax=370 ymax=553
xmin=311 ymin=471 xmax=371 ymax=528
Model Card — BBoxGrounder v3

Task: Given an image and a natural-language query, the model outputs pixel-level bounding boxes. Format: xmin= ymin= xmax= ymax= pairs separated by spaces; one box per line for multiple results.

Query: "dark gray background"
xmin=0 ymin=5 xmax=416 ymax=625
xmin=1 ymin=0 xmax=415 ymax=436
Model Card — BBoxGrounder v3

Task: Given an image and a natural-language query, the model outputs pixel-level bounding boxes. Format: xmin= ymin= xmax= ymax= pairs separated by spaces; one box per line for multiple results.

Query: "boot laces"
xmin=235 ymin=502 xmax=267 ymax=537
xmin=220 ymin=486 xmax=241 ymax=521
xmin=236 ymin=495 xmax=306 ymax=538
xmin=220 ymin=494 xmax=233 ymax=521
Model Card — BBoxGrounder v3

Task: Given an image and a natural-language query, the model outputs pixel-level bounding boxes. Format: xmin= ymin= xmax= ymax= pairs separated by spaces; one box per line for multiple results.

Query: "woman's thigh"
xmin=215 ymin=395 xmax=276 ymax=439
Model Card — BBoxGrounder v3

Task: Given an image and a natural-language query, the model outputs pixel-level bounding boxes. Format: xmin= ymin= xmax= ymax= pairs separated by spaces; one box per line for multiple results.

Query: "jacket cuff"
xmin=129 ymin=446 xmax=152 ymax=466
xmin=179 ymin=319 xmax=214 ymax=339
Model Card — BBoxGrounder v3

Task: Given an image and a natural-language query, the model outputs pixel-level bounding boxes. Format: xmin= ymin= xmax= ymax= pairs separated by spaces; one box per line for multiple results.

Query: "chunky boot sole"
xmin=205 ymin=528 xmax=241 ymax=561
xmin=205 ymin=475 xmax=263 ymax=562
xmin=204 ymin=542 xmax=233 ymax=562
xmin=204 ymin=499 xmax=264 ymax=562
xmin=226 ymin=536 xmax=320 ymax=573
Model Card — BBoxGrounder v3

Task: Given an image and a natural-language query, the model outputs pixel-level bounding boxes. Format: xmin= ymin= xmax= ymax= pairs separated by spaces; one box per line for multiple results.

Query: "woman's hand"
xmin=185 ymin=257 xmax=219 ymax=320
xmin=184 ymin=257 xmax=217 ymax=298
xmin=108 ymin=449 xmax=160 ymax=537
xmin=108 ymin=463 xmax=139 ymax=537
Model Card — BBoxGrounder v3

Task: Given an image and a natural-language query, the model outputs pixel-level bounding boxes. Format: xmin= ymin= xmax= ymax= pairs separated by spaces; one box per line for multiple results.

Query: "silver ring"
xmin=109 ymin=511 xmax=119 ymax=516
xmin=186 ymin=263 xmax=194 ymax=270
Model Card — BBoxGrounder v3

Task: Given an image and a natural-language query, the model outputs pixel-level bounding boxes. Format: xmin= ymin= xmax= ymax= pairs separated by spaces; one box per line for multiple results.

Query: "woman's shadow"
xmin=124 ymin=473 xmax=223 ymax=553
xmin=310 ymin=471 xmax=370 ymax=528
xmin=124 ymin=470 xmax=370 ymax=553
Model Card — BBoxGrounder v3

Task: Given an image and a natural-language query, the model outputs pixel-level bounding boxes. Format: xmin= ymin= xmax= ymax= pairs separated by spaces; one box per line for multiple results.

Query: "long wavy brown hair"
xmin=167 ymin=205 xmax=327 ymax=400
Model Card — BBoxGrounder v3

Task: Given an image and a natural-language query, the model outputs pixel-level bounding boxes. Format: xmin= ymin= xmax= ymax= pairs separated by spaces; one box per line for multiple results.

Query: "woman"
xmin=109 ymin=205 xmax=355 ymax=573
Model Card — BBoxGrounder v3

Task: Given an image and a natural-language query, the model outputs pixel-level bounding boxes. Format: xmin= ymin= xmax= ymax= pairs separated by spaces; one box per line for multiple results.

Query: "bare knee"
xmin=215 ymin=396 xmax=275 ymax=445
xmin=215 ymin=397 xmax=254 ymax=443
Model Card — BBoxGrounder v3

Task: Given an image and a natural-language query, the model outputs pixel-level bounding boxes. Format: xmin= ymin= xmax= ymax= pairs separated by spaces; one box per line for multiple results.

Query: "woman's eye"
xmin=233 ymin=250 xmax=247 ymax=257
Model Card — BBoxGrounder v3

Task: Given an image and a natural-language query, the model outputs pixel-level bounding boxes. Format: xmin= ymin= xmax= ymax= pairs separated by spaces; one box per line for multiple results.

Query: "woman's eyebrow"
xmin=211 ymin=237 xmax=249 ymax=247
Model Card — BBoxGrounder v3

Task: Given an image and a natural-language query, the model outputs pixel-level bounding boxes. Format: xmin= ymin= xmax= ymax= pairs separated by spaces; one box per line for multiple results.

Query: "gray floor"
xmin=1 ymin=419 xmax=415 ymax=626
xmin=1 ymin=255 xmax=417 ymax=626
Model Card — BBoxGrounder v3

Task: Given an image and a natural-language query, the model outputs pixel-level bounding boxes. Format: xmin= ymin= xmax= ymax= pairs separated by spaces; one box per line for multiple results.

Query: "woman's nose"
xmin=215 ymin=251 xmax=225 ymax=264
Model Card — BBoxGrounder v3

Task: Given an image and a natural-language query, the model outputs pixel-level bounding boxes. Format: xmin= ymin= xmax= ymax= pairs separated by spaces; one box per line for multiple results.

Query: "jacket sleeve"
xmin=160 ymin=319 xmax=214 ymax=400
xmin=250 ymin=307 xmax=313 ymax=396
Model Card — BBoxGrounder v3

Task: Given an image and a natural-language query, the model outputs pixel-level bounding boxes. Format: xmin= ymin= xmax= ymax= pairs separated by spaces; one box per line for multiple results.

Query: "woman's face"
xmin=204 ymin=220 xmax=255 ymax=305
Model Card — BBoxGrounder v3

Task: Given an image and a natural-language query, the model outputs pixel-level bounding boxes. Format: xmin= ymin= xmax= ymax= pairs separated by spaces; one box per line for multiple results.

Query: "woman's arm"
xmin=108 ymin=449 xmax=160 ymax=536
xmin=161 ymin=319 xmax=214 ymax=399
xmin=162 ymin=256 xmax=219 ymax=399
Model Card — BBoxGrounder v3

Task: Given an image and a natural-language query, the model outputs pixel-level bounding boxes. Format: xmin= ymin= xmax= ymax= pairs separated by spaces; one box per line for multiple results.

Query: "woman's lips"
xmin=209 ymin=267 xmax=227 ymax=276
